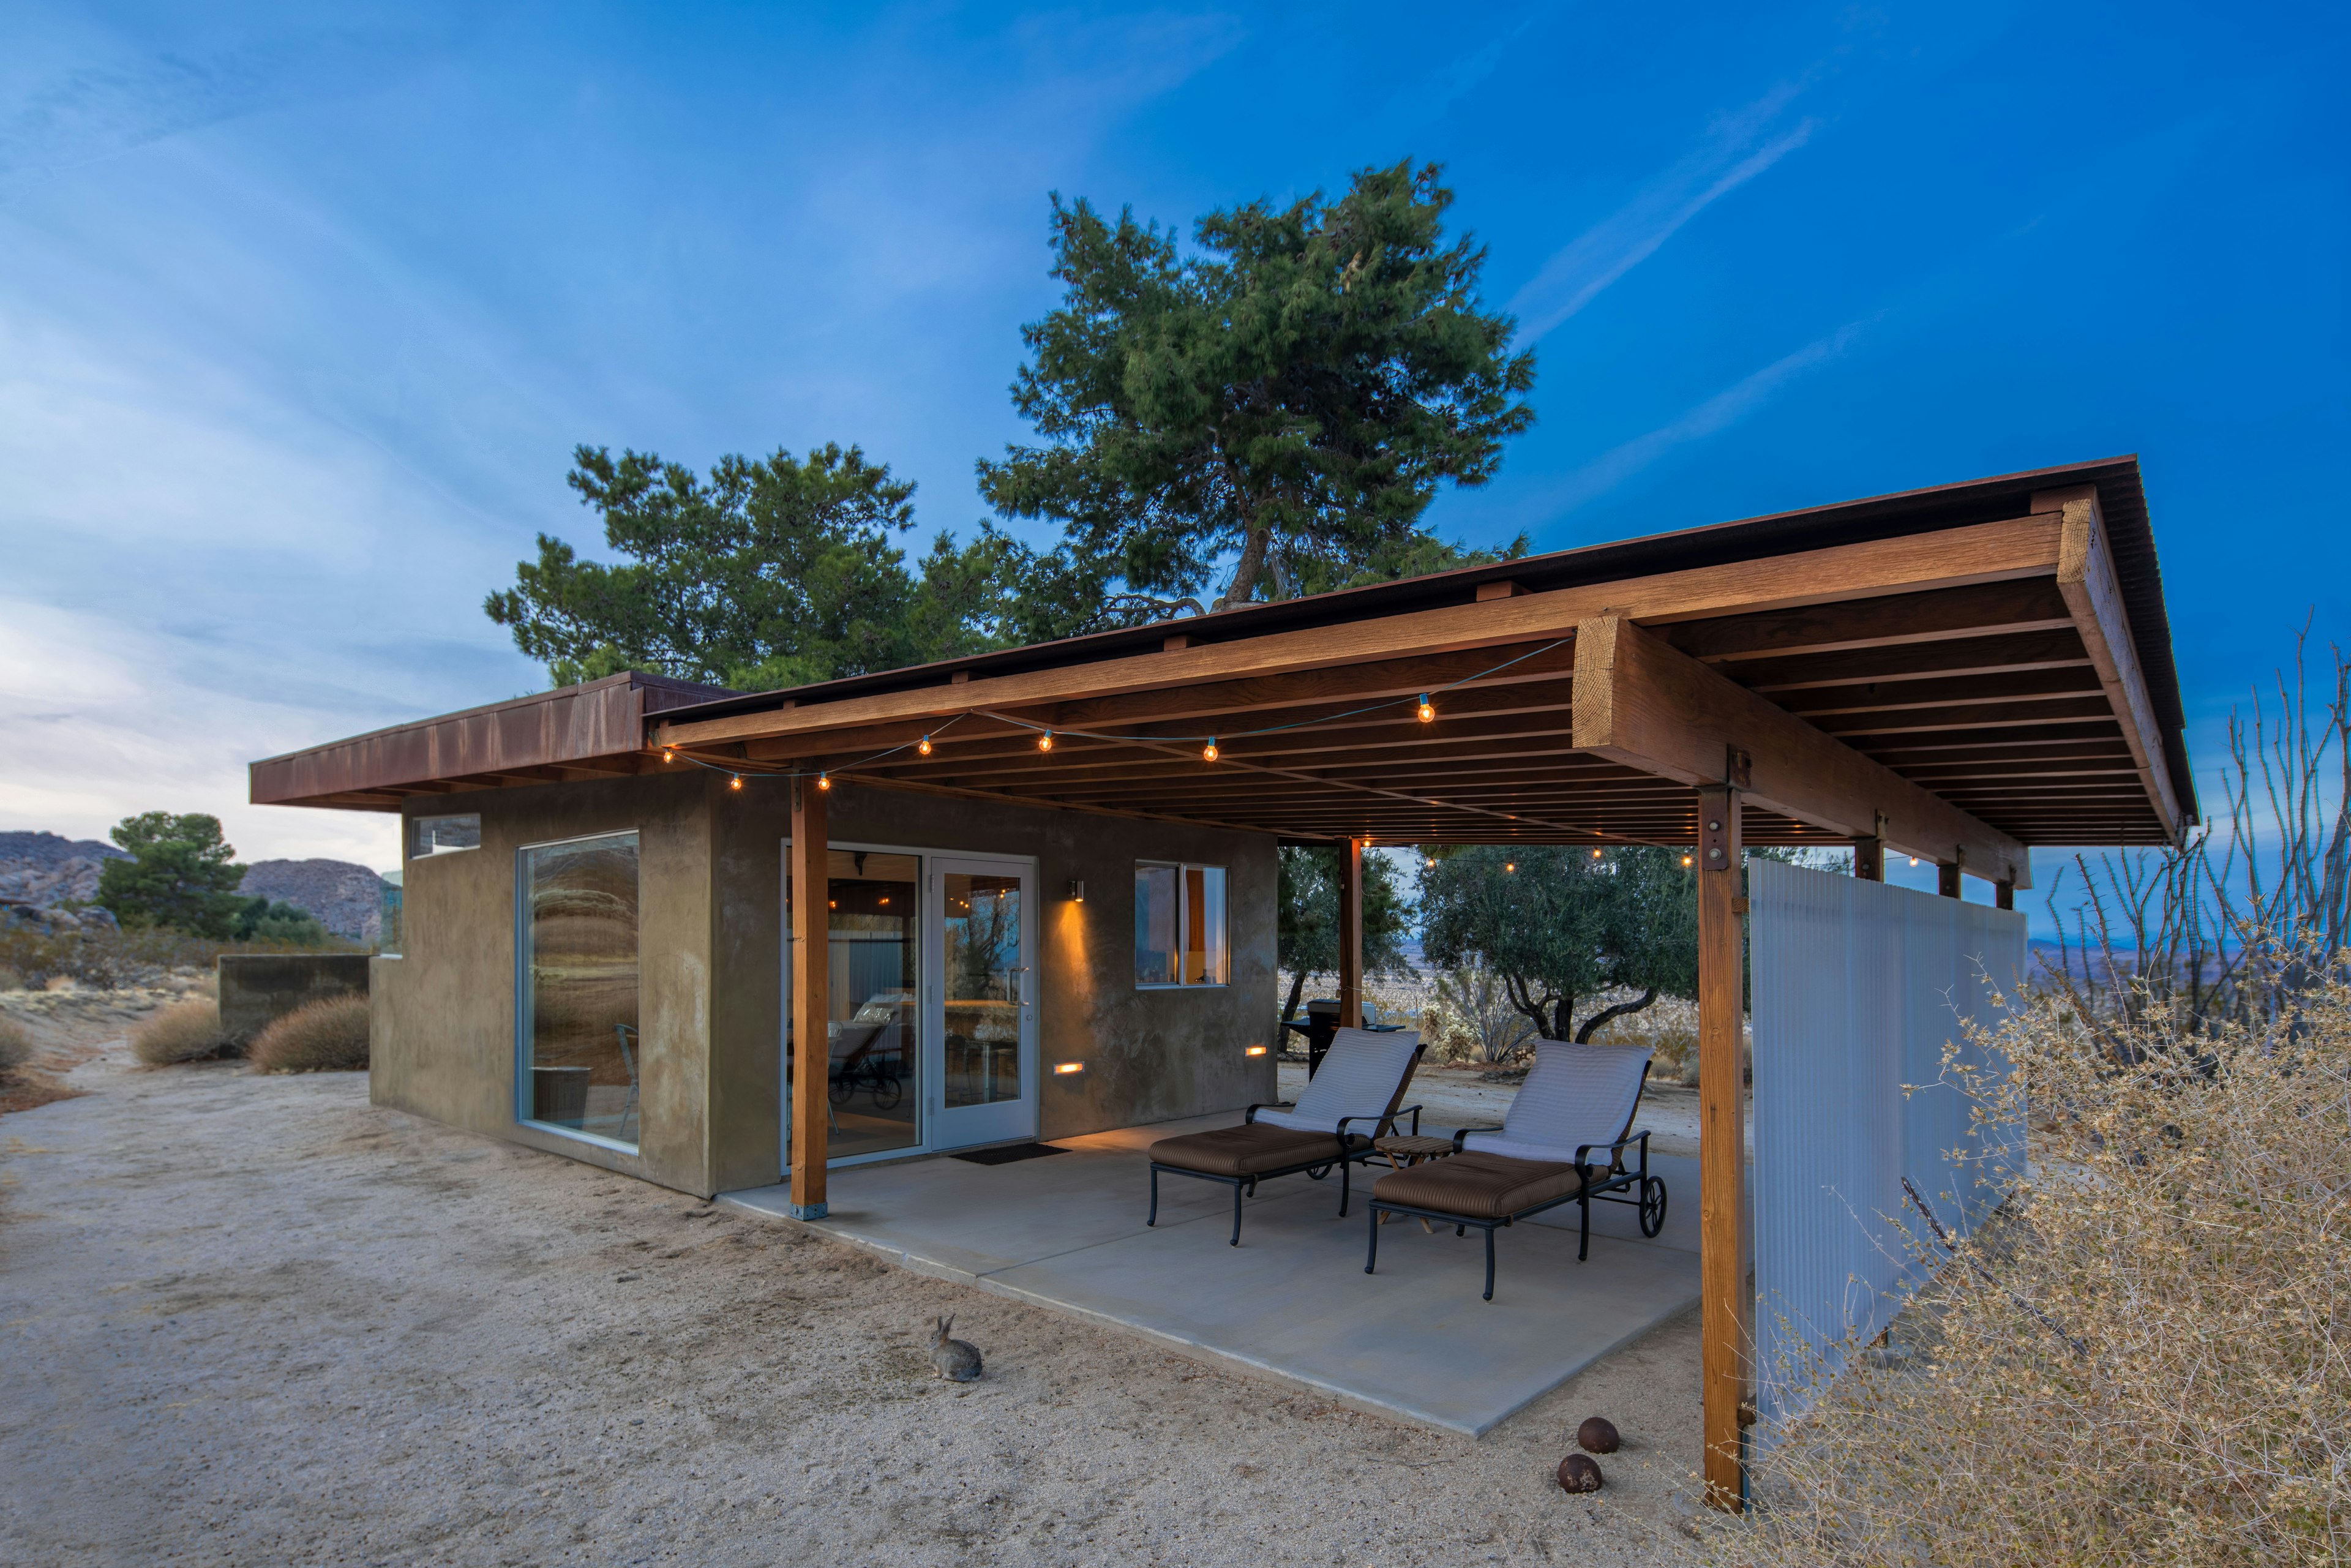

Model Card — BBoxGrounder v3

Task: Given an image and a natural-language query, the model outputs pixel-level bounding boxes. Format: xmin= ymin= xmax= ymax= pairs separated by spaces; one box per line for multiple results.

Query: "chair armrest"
xmin=1337 ymin=1104 xmax=1427 ymax=1141
xmin=1452 ymin=1123 xmax=1505 ymax=1153
xmin=1244 ymin=1101 xmax=1295 ymax=1124
xmin=1574 ymin=1128 xmax=1652 ymax=1169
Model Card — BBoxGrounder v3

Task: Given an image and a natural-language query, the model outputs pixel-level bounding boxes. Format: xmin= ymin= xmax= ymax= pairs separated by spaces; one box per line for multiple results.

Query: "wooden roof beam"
xmin=655 ymin=514 xmax=2064 ymax=752
xmin=1573 ymin=615 xmax=2032 ymax=887
xmin=2036 ymin=483 xmax=2186 ymax=842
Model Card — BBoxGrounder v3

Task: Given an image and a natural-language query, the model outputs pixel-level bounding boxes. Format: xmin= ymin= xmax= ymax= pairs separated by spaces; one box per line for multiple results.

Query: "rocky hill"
xmin=0 ymin=831 xmax=128 ymax=911
xmin=238 ymin=860 xmax=389 ymax=942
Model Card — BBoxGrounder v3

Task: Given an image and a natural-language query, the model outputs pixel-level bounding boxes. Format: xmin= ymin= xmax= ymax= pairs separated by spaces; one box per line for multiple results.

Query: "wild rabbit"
xmin=928 ymin=1315 xmax=983 ymax=1382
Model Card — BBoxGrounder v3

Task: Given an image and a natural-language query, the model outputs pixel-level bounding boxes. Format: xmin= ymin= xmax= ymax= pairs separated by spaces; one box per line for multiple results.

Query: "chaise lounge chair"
xmin=1146 ymin=1027 xmax=1425 ymax=1247
xmin=1365 ymin=1040 xmax=1667 ymax=1300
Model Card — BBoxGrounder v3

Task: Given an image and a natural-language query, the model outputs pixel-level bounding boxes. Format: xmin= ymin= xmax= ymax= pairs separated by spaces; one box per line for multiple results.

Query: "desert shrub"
xmin=0 ymin=1015 xmax=33 ymax=1075
xmin=1722 ymin=961 xmax=2350 ymax=1566
xmin=132 ymin=999 xmax=233 ymax=1065
xmin=249 ymin=994 xmax=370 ymax=1073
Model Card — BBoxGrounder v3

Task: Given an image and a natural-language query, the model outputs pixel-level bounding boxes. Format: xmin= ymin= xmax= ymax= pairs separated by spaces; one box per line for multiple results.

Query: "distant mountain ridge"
xmin=0 ymin=831 xmax=129 ymax=869
xmin=0 ymin=831 xmax=386 ymax=943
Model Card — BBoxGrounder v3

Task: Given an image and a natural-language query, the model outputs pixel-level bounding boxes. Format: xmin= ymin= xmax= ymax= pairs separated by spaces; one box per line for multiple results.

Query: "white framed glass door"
xmin=927 ymin=856 xmax=1037 ymax=1150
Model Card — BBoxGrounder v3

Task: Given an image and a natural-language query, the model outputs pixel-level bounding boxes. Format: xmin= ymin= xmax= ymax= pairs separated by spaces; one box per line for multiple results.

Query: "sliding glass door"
xmin=783 ymin=845 xmax=1037 ymax=1166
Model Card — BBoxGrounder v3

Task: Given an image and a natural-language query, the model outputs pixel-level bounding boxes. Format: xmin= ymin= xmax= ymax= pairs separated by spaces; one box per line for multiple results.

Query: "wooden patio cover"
xmin=636 ymin=456 xmax=2191 ymax=877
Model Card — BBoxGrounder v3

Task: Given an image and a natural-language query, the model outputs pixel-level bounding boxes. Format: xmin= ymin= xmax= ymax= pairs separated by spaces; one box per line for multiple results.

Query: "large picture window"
xmin=518 ymin=831 xmax=642 ymax=1150
xmin=1135 ymin=861 xmax=1228 ymax=987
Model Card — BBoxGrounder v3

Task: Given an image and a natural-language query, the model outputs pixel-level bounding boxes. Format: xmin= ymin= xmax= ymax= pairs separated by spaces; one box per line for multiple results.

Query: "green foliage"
xmin=980 ymin=159 xmax=1537 ymax=615
xmin=1276 ymin=846 xmax=1414 ymax=1022
xmin=96 ymin=813 xmax=247 ymax=937
xmin=1419 ymin=844 xmax=1697 ymax=1041
xmin=230 ymin=898 xmax=328 ymax=946
xmin=484 ymin=443 xmax=1037 ymax=690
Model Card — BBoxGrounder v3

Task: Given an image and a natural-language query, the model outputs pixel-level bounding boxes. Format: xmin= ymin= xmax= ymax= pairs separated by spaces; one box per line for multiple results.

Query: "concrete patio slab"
xmin=722 ymin=1120 xmax=1701 ymax=1436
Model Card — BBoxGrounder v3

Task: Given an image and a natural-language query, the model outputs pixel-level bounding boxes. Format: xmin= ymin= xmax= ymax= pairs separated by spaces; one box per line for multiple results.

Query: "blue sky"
xmin=2 ymin=2 xmax=2344 ymax=935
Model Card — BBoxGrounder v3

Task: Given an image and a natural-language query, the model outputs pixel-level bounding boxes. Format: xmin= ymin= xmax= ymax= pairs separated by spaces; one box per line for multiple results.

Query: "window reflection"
xmin=519 ymin=833 xmax=641 ymax=1148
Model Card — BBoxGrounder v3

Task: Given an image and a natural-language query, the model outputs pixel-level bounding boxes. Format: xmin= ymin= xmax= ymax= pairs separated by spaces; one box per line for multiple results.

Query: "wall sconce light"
xmin=1053 ymin=1061 xmax=1084 ymax=1075
xmin=1067 ymin=879 xmax=1085 ymax=902
xmin=1244 ymin=1043 xmax=1268 ymax=1057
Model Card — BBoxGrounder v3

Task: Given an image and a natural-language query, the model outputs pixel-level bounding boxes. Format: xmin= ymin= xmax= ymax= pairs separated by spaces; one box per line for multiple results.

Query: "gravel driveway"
xmin=1 ymin=1033 xmax=1710 ymax=1567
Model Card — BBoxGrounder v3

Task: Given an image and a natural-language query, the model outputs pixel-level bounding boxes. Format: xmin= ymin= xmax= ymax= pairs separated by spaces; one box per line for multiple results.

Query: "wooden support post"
xmin=788 ymin=778 xmax=830 ymax=1220
xmin=1695 ymin=786 xmax=1747 ymax=1511
xmin=1996 ymin=879 xmax=2015 ymax=910
xmin=1938 ymin=861 xmax=1963 ymax=899
xmin=1336 ymin=837 xmax=1364 ymax=1030
xmin=1852 ymin=809 xmax=1886 ymax=882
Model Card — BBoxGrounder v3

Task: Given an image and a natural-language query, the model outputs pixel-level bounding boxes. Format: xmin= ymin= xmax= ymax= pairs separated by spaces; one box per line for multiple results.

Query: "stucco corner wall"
xmin=370 ymin=770 xmax=723 ymax=1197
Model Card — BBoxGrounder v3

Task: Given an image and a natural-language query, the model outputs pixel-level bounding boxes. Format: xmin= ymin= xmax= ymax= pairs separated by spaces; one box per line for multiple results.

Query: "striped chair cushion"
xmin=1463 ymin=1040 xmax=1650 ymax=1165
xmin=1254 ymin=1027 xmax=1419 ymax=1135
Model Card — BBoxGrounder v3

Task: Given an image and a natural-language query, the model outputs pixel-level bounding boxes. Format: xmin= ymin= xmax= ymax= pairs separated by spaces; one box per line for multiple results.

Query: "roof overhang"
xmin=253 ymin=458 xmax=2194 ymax=885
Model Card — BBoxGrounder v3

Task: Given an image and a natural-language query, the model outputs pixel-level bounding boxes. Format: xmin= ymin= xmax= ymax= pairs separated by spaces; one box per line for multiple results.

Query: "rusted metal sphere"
xmin=1556 ymin=1453 xmax=1604 ymax=1493
xmin=1577 ymin=1416 xmax=1621 ymax=1454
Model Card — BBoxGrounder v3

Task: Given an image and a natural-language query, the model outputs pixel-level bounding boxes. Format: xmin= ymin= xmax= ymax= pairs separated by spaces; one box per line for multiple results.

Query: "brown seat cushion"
xmin=1371 ymin=1150 xmax=1589 ymax=1220
xmin=1149 ymin=1123 xmax=1346 ymax=1177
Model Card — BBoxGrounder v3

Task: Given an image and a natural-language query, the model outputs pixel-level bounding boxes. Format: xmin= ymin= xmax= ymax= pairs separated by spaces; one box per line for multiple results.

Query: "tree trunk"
xmin=1282 ymin=967 xmax=1309 ymax=1026
xmin=1575 ymin=986 xmax=1660 ymax=1044
xmin=1551 ymin=994 xmax=1577 ymax=1041
xmin=1219 ymin=523 xmax=1271 ymax=612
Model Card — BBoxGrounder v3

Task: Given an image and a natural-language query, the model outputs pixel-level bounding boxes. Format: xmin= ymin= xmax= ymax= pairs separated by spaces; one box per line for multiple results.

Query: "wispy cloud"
xmin=1539 ymin=315 xmax=1876 ymax=514
xmin=1510 ymin=80 xmax=1820 ymax=342
xmin=1381 ymin=7 xmax=1551 ymax=132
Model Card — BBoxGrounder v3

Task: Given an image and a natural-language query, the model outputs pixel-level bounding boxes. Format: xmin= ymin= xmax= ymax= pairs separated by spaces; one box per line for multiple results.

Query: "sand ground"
xmin=1 ymin=1006 xmax=1715 ymax=1567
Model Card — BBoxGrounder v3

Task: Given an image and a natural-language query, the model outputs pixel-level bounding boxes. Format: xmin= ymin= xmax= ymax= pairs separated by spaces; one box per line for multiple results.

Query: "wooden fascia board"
xmin=1572 ymin=615 xmax=2033 ymax=887
xmin=2034 ymin=484 xmax=2187 ymax=842
xmin=655 ymin=514 xmax=2064 ymax=752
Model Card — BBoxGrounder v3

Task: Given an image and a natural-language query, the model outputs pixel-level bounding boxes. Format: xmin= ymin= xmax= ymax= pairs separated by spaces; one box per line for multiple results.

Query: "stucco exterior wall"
xmin=372 ymin=771 xmax=718 ymax=1195
xmin=374 ymin=770 xmax=1278 ymax=1198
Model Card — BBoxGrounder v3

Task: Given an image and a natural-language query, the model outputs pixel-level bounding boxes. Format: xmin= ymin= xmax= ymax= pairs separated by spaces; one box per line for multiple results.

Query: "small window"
xmin=411 ymin=813 xmax=481 ymax=858
xmin=1136 ymin=861 xmax=1228 ymax=987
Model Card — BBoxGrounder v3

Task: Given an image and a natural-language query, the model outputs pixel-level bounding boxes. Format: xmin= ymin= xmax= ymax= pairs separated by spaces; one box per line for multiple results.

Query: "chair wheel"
xmin=1639 ymin=1177 xmax=1668 ymax=1237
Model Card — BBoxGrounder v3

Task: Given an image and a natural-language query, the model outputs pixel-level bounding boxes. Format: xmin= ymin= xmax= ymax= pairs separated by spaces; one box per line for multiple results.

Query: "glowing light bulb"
xmin=1591 ymin=846 xmax=1603 ymax=858
xmin=1504 ymin=861 xmax=1517 ymax=874
xmin=1425 ymin=857 xmax=1437 ymax=869
xmin=917 ymin=734 xmax=932 ymax=756
xmin=1202 ymin=738 xmax=1219 ymax=762
xmin=729 ymin=773 xmax=743 ymax=790
xmin=661 ymin=746 xmax=675 ymax=763
xmin=1682 ymin=854 xmax=1693 ymax=868
xmin=1037 ymin=730 xmax=1054 ymax=752
xmin=816 ymin=772 xmax=831 ymax=792
xmin=1909 ymin=855 xmax=1919 ymax=867
xmin=1417 ymin=694 xmax=1434 ymax=722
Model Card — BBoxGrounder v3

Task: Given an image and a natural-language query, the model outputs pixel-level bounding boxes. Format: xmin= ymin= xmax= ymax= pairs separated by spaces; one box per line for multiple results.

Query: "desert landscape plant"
xmin=248 ymin=995 xmax=370 ymax=1073
xmin=1724 ymin=955 xmax=2350 ymax=1565
xmin=131 ymin=999 xmax=233 ymax=1065
xmin=0 ymin=1015 xmax=33 ymax=1076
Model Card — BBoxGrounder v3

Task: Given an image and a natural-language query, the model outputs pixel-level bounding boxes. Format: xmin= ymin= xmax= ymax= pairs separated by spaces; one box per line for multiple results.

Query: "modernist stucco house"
xmin=253 ymin=456 xmax=2191 ymax=1505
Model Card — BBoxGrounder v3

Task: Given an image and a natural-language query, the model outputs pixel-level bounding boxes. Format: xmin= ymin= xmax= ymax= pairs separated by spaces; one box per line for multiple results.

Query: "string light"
xmin=817 ymin=772 xmax=831 ymax=792
xmin=1591 ymin=846 xmax=1603 ymax=858
xmin=1417 ymin=694 xmax=1435 ymax=722
xmin=729 ymin=773 xmax=743 ymax=791
xmin=661 ymin=746 xmax=675 ymax=763
xmin=917 ymin=735 xmax=932 ymax=757
xmin=1908 ymin=855 xmax=1919 ymax=867
xmin=1425 ymin=857 xmax=1437 ymax=869
xmin=1037 ymin=730 xmax=1054 ymax=753
xmin=1202 ymin=738 xmax=1219 ymax=762
xmin=1682 ymin=853 xmax=1694 ymax=868
xmin=1504 ymin=860 xmax=1517 ymax=873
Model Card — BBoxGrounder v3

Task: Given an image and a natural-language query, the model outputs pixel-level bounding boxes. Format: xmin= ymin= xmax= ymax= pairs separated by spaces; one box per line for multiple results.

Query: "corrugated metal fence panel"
xmin=1750 ymin=859 xmax=2027 ymax=1426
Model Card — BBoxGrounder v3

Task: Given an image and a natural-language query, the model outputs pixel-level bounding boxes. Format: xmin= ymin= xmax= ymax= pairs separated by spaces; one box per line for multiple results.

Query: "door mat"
xmin=950 ymin=1142 xmax=1071 ymax=1166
